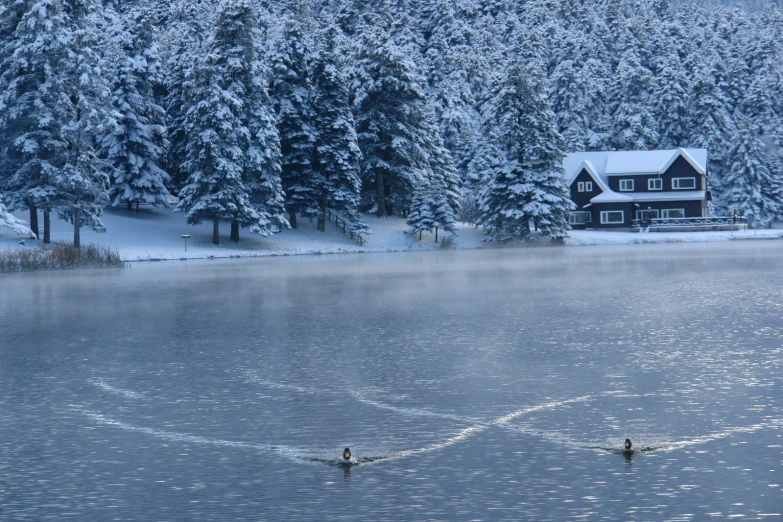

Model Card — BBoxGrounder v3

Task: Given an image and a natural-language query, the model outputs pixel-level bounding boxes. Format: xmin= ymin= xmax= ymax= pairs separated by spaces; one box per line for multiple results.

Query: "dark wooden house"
xmin=563 ymin=148 xmax=710 ymax=229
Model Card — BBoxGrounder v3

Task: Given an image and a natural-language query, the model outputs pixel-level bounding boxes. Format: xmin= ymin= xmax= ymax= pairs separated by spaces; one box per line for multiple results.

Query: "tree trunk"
xmin=127 ymin=200 xmax=133 ymax=211
xmin=375 ymin=167 xmax=387 ymax=217
xmin=43 ymin=210 xmax=50 ymax=244
xmin=29 ymin=205 xmax=39 ymax=239
xmin=317 ymin=197 xmax=326 ymax=232
xmin=212 ymin=216 xmax=220 ymax=245
xmin=435 ymin=227 xmax=439 ymax=242
xmin=73 ymin=207 xmax=81 ymax=248
xmin=289 ymin=212 xmax=297 ymax=229
xmin=230 ymin=220 xmax=239 ymax=242
xmin=135 ymin=201 xmax=139 ymax=213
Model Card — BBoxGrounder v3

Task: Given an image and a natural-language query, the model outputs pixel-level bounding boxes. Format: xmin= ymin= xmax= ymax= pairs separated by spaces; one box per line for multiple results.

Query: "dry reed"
xmin=0 ymin=241 xmax=125 ymax=272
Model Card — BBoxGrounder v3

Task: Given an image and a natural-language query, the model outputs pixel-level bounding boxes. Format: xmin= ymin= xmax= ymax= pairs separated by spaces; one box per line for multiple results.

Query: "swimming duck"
xmin=340 ymin=447 xmax=352 ymax=464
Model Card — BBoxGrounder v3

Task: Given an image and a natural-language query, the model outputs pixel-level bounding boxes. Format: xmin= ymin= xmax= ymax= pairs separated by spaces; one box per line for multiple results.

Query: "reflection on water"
xmin=1 ymin=242 xmax=782 ymax=521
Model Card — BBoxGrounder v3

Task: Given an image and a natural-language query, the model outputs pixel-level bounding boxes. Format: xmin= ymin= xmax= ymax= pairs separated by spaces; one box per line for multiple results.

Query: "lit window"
xmin=619 ymin=179 xmax=634 ymax=191
xmin=648 ymin=178 xmax=662 ymax=190
xmin=600 ymin=211 xmax=624 ymax=224
xmin=662 ymin=209 xmax=685 ymax=219
xmin=672 ymin=178 xmax=696 ymax=189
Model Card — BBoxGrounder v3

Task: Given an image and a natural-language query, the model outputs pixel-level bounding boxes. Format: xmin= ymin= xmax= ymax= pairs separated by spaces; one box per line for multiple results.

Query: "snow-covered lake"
xmin=1 ymin=242 xmax=782 ymax=521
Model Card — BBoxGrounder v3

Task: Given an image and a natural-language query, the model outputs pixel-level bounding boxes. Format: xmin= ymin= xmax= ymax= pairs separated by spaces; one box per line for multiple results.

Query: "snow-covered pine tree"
xmin=310 ymin=25 xmax=366 ymax=235
xmin=164 ymin=0 xmax=217 ymax=192
xmin=238 ymin=4 xmax=287 ymax=240
xmin=102 ymin=8 xmax=170 ymax=212
xmin=177 ymin=0 xmax=286 ymax=245
xmin=268 ymin=15 xmax=318 ymax=229
xmin=350 ymin=22 xmax=431 ymax=217
xmin=716 ymin=7 xmax=751 ymax=117
xmin=653 ymin=41 xmax=690 ymax=149
xmin=406 ymin=177 xmax=438 ymax=240
xmin=685 ymin=54 xmax=733 ymax=201
xmin=722 ymin=115 xmax=783 ymax=227
xmin=425 ymin=118 xmax=461 ymax=230
xmin=1 ymin=0 xmax=112 ymax=246
xmin=56 ymin=0 xmax=114 ymax=247
xmin=0 ymin=0 xmax=73 ymax=243
xmin=407 ymin=131 xmax=459 ymax=242
xmin=549 ymin=54 xmax=590 ymax=152
xmin=478 ymin=54 xmax=573 ymax=242
xmin=462 ymin=134 xmax=504 ymax=225
xmin=608 ymin=47 xmax=659 ymax=151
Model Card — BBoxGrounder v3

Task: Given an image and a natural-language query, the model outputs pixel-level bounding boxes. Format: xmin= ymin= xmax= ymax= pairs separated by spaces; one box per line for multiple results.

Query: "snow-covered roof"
xmin=633 ymin=191 xmax=706 ymax=202
xmin=564 ymin=148 xmax=707 ymax=183
xmin=604 ymin=148 xmax=707 ymax=176
xmin=563 ymin=148 xmax=708 ymax=206
xmin=589 ymin=191 xmax=635 ymax=204
xmin=564 ymin=151 xmax=611 ymax=186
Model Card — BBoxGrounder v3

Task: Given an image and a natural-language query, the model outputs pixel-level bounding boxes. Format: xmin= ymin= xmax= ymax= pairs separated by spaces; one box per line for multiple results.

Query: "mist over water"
xmin=1 ymin=242 xmax=782 ymax=520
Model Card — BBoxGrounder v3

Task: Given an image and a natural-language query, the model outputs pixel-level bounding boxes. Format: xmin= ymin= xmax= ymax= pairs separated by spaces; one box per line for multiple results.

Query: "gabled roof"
xmin=564 ymin=148 xmax=707 ymax=182
xmin=567 ymin=159 xmax=612 ymax=193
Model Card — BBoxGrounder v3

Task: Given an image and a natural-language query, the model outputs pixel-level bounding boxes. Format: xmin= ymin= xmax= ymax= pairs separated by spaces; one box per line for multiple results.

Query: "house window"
xmin=600 ymin=211 xmax=624 ymax=224
xmin=585 ymin=181 xmax=593 ymax=192
xmin=636 ymin=209 xmax=659 ymax=220
xmin=662 ymin=209 xmax=685 ymax=219
xmin=569 ymin=211 xmax=592 ymax=224
xmin=577 ymin=182 xmax=584 ymax=192
xmin=619 ymin=179 xmax=634 ymax=191
xmin=648 ymin=178 xmax=662 ymax=190
xmin=577 ymin=181 xmax=592 ymax=192
xmin=672 ymin=177 xmax=696 ymax=189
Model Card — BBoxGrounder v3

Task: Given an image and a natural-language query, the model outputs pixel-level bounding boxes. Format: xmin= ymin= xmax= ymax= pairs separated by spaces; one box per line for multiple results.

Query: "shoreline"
xmin=2 ymin=207 xmax=782 ymax=266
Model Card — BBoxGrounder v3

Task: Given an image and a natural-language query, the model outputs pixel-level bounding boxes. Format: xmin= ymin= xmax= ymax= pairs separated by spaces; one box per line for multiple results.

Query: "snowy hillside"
xmin=2 ymin=0 xmax=783 ymax=248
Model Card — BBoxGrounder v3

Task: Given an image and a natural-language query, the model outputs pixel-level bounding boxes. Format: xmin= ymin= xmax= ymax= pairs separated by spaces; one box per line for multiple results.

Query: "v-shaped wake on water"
xmin=79 ymin=376 xmax=783 ymax=468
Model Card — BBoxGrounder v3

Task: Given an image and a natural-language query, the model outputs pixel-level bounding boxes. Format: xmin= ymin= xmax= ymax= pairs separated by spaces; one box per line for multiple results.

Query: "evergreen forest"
xmin=2 ymin=0 xmax=782 ymax=245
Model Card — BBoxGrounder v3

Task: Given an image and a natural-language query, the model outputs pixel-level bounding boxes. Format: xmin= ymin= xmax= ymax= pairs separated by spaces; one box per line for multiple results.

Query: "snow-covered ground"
xmin=1 ymin=207 xmax=781 ymax=262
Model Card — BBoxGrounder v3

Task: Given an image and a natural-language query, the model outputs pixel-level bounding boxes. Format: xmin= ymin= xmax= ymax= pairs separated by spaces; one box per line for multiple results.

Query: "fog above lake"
xmin=1 ymin=242 xmax=781 ymax=521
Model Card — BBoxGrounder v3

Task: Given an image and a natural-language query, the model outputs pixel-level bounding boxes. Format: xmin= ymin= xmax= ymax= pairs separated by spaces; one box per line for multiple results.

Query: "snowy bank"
xmin=1 ymin=207 xmax=781 ymax=263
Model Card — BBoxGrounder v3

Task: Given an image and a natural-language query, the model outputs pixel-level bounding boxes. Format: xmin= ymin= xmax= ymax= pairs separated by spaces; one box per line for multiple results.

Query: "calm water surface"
xmin=1 ymin=242 xmax=782 ymax=521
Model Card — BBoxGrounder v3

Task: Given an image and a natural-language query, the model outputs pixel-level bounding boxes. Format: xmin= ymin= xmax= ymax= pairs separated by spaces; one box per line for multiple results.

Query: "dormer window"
xmin=648 ymin=178 xmax=662 ymax=190
xmin=619 ymin=179 xmax=634 ymax=191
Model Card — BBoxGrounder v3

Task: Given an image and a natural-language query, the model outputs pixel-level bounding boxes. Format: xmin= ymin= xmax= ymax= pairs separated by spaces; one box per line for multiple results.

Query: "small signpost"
xmin=182 ymin=234 xmax=190 ymax=252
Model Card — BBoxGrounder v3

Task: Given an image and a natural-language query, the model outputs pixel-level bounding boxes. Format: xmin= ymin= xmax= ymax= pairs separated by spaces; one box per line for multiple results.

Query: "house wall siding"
xmin=592 ymin=202 xmax=634 ymax=228
xmin=633 ymin=200 xmax=704 ymax=219
xmin=569 ymin=169 xmax=600 ymax=209
xmin=606 ymin=156 xmax=705 ymax=193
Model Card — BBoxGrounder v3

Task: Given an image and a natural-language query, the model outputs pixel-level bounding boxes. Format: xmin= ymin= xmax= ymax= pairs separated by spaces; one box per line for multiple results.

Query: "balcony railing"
xmin=632 ymin=216 xmax=747 ymax=232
